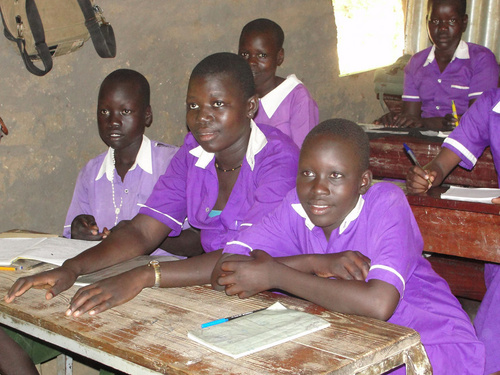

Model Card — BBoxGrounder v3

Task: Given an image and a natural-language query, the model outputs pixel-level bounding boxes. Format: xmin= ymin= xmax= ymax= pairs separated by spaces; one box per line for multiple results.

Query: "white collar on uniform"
xmin=493 ymin=100 xmax=500 ymax=113
xmin=292 ymin=194 xmax=365 ymax=235
xmin=96 ymin=135 xmax=152 ymax=181
xmin=259 ymin=74 xmax=302 ymax=118
xmin=423 ymin=40 xmax=469 ymax=67
xmin=189 ymin=120 xmax=267 ymax=171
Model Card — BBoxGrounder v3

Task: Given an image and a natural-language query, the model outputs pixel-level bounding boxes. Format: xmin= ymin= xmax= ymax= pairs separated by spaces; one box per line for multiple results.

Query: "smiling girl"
xmin=213 ymin=118 xmax=485 ymax=374
xmin=5 ymin=53 xmax=299 ymax=318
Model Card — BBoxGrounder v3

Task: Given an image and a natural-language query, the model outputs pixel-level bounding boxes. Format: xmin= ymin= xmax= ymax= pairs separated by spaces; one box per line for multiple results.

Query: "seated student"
xmin=212 ymin=118 xmax=485 ymax=374
xmin=238 ymin=18 xmax=319 ymax=147
xmin=4 ymin=52 xmax=299 ymax=318
xmin=374 ymin=0 xmax=498 ymax=130
xmin=61 ymin=69 xmax=200 ymax=256
xmin=407 ymin=88 xmax=500 ymax=375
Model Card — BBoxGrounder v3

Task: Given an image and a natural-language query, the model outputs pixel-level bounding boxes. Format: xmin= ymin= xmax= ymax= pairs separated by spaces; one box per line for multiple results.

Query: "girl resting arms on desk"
xmin=375 ymin=0 xmax=498 ymax=130
xmin=63 ymin=68 xmax=201 ymax=257
xmin=238 ymin=18 xmax=318 ymax=148
xmin=4 ymin=52 xmax=299 ymax=317
xmin=407 ymin=88 xmax=500 ymax=375
xmin=212 ymin=119 xmax=484 ymax=374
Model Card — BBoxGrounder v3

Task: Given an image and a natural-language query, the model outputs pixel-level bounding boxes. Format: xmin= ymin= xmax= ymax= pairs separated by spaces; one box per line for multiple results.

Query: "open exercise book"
xmin=441 ymin=186 xmax=500 ymax=204
xmin=0 ymin=237 xmax=98 ymax=266
xmin=188 ymin=302 xmax=330 ymax=359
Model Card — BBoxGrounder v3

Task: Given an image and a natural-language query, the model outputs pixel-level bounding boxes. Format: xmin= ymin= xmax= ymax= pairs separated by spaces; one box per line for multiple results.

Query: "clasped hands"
xmin=212 ymin=249 xmax=371 ymax=299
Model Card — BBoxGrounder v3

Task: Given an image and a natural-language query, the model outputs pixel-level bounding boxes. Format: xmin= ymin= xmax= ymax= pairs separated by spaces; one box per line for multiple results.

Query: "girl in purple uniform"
xmin=238 ymin=18 xmax=319 ymax=147
xmin=5 ymin=53 xmax=299 ymax=318
xmin=213 ymin=118 xmax=484 ymax=374
xmin=375 ymin=0 xmax=498 ymax=129
xmin=407 ymin=88 xmax=500 ymax=375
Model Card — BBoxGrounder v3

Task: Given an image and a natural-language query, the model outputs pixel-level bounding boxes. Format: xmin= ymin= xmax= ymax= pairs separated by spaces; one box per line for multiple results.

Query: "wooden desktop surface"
xmin=369 ymin=132 xmax=498 ymax=188
xmin=0 ymin=267 xmax=430 ymax=375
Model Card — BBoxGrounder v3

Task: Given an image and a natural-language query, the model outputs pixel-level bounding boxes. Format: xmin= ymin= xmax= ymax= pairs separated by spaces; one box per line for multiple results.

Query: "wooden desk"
xmin=369 ymin=132 xmax=498 ymax=188
xmin=0 ymin=268 xmax=431 ymax=374
xmin=393 ymin=181 xmax=500 ymax=301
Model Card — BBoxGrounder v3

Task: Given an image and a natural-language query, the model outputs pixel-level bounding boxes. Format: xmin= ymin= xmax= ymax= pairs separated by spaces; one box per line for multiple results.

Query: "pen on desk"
xmin=451 ymin=100 xmax=459 ymax=127
xmin=403 ymin=143 xmax=433 ymax=189
xmin=201 ymin=307 xmax=268 ymax=328
xmin=0 ymin=266 xmax=22 ymax=271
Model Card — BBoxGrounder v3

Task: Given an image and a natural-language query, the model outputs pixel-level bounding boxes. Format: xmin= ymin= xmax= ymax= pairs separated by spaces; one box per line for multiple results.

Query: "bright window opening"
xmin=332 ymin=0 xmax=406 ymax=76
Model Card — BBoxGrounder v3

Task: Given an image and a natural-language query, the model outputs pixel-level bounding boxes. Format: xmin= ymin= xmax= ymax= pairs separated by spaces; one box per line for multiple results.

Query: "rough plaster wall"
xmin=0 ymin=0 xmax=383 ymax=234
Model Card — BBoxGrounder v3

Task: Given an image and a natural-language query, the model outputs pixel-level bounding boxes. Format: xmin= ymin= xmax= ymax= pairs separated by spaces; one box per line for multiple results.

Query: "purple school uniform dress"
xmin=254 ymin=74 xmax=319 ymax=148
xmin=138 ymin=121 xmax=299 ymax=253
xmin=443 ymin=88 xmax=500 ymax=374
xmin=403 ymin=41 xmax=499 ymax=118
xmin=224 ymin=182 xmax=485 ymax=375
xmin=63 ymin=136 xmax=178 ymax=256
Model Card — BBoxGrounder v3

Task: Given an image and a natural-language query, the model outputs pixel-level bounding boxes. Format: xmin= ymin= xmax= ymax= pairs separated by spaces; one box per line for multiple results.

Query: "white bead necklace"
xmin=110 ymin=150 xmax=123 ymax=226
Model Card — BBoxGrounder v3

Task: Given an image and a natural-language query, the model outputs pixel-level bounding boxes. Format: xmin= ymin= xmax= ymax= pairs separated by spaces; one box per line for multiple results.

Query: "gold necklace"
xmin=215 ymin=161 xmax=242 ymax=172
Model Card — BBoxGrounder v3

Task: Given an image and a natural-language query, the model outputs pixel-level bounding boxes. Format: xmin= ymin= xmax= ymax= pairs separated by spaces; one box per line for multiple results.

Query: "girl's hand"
xmin=406 ymin=166 xmax=435 ymax=194
xmin=66 ymin=267 xmax=149 ymax=317
xmin=311 ymin=251 xmax=370 ymax=280
xmin=491 ymin=197 xmax=500 ymax=205
xmin=217 ymin=250 xmax=278 ymax=299
xmin=71 ymin=214 xmax=107 ymax=240
xmin=5 ymin=266 xmax=78 ymax=303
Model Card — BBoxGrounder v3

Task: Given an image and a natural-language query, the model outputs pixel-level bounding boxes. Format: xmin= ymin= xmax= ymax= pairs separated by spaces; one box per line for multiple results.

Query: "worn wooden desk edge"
xmin=0 ymin=311 xmax=161 ymax=375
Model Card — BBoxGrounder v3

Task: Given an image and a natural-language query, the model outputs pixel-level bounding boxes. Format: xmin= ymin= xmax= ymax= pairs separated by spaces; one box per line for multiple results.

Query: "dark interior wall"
xmin=0 ymin=0 xmax=384 ymax=234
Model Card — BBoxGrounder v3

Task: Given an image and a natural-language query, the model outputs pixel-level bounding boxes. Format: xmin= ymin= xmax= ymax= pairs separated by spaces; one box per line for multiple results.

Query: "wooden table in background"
xmin=0 ymin=267 xmax=430 ymax=375
xmin=365 ymin=129 xmax=498 ymax=301
xmin=369 ymin=132 xmax=497 ymax=188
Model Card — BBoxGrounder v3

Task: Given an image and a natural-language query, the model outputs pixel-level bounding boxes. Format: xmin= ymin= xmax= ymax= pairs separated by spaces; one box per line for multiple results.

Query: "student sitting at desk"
xmin=212 ymin=119 xmax=485 ymax=374
xmin=407 ymin=87 xmax=500 ymax=375
xmin=238 ymin=18 xmax=319 ymax=147
xmin=4 ymin=53 xmax=299 ymax=318
xmin=62 ymin=69 xmax=201 ymax=256
xmin=375 ymin=0 xmax=498 ymax=130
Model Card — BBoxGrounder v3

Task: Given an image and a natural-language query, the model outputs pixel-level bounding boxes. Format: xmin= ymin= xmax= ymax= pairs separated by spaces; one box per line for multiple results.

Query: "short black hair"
xmin=190 ymin=52 xmax=255 ymax=99
xmin=427 ymin=0 xmax=467 ymax=17
xmin=303 ymin=118 xmax=370 ymax=171
xmin=100 ymin=69 xmax=150 ymax=106
xmin=240 ymin=18 xmax=285 ymax=50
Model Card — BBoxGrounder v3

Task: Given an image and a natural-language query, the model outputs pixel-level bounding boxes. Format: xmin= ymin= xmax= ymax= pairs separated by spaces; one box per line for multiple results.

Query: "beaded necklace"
xmin=215 ymin=161 xmax=242 ymax=172
xmin=110 ymin=150 xmax=124 ymax=225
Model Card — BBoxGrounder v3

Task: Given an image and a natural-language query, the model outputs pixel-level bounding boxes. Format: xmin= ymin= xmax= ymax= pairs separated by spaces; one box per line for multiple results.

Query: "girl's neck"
xmin=113 ymin=143 xmax=141 ymax=181
xmin=257 ymin=76 xmax=285 ymax=98
xmin=214 ymin=127 xmax=251 ymax=171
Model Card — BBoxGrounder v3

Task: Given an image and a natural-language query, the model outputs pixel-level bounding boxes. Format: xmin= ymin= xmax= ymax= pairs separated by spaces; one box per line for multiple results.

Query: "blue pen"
xmin=403 ymin=143 xmax=432 ymax=188
xmin=403 ymin=143 xmax=422 ymax=168
xmin=201 ymin=307 xmax=267 ymax=328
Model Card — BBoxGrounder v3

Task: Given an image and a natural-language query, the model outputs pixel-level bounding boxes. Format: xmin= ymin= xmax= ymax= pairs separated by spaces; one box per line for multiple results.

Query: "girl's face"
xmin=238 ymin=31 xmax=284 ymax=90
xmin=427 ymin=1 xmax=467 ymax=53
xmin=97 ymin=81 xmax=151 ymax=153
xmin=186 ymin=73 xmax=257 ymax=154
xmin=297 ymin=134 xmax=371 ymax=241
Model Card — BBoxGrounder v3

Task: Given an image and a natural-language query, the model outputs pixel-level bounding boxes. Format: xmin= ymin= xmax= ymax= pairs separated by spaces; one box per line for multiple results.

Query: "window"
xmin=332 ymin=0 xmax=405 ymax=76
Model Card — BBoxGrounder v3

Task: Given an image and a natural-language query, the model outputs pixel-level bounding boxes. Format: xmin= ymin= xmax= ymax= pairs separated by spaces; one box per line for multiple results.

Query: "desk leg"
xmin=404 ymin=343 xmax=432 ymax=375
xmin=57 ymin=354 xmax=73 ymax=375
xmin=355 ymin=342 xmax=432 ymax=375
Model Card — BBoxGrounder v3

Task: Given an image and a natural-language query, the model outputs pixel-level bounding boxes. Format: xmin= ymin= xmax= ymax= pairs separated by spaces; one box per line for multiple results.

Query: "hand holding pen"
xmin=404 ymin=143 xmax=434 ymax=193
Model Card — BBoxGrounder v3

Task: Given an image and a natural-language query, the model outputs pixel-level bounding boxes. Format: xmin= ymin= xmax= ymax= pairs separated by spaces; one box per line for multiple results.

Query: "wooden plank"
xmin=0 ymin=268 xmax=429 ymax=375
xmin=426 ymin=254 xmax=486 ymax=301
xmin=369 ymin=135 xmax=498 ymax=188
